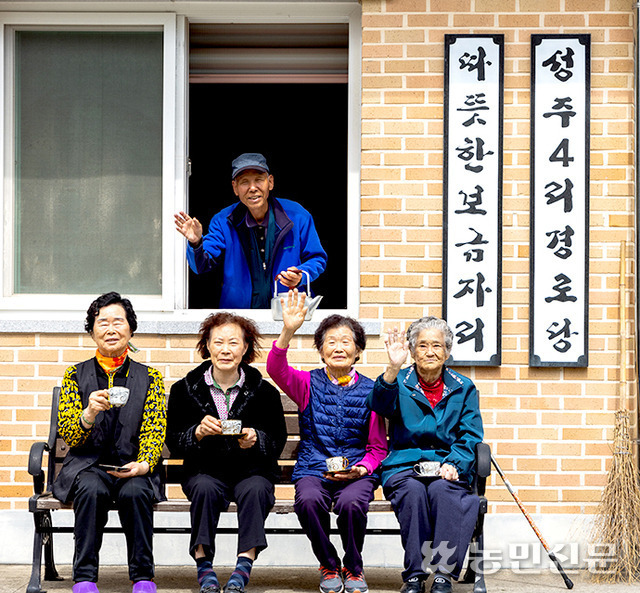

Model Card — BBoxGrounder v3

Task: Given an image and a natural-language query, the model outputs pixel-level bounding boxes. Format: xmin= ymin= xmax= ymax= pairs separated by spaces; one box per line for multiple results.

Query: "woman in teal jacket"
xmin=367 ymin=316 xmax=483 ymax=593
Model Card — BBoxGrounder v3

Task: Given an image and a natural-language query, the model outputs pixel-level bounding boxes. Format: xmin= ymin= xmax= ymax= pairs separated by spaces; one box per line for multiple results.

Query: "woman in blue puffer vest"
xmin=267 ymin=290 xmax=387 ymax=593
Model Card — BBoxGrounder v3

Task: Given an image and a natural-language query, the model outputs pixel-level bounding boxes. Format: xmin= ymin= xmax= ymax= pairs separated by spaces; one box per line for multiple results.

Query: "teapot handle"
xmin=273 ymin=269 xmax=311 ymax=297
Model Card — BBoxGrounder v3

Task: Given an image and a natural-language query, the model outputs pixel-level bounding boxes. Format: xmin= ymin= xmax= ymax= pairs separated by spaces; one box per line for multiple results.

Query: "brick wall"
xmin=0 ymin=0 xmax=637 ymax=521
xmin=358 ymin=0 xmax=636 ymax=515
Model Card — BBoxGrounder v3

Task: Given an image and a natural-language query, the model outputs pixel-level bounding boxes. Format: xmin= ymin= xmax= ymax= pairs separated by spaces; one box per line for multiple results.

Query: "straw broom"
xmin=589 ymin=240 xmax=640 ymax=582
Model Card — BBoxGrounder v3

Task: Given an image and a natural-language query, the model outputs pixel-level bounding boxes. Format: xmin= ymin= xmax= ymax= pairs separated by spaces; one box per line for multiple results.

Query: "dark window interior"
xmin=188 ymin=83 xmax=348 ymax=309
xmin=187 ymin=24 xmax=349 ymax=310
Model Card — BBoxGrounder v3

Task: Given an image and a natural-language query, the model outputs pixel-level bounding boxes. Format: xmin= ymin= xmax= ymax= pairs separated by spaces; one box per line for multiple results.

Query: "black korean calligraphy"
xmin=459 ymin=46 xmax=492 ymax=81
xmin=541 ymin=47 xmax=575 ymax=82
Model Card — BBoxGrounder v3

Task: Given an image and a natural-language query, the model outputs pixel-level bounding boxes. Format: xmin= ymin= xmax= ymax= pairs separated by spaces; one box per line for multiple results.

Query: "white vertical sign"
xmin=530 ymin=35 xmax=590 ymax=367
xmin=444 ymin=35 xmax=503 ymax=366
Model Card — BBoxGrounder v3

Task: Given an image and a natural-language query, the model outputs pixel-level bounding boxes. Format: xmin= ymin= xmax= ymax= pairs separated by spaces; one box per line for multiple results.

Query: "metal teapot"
xmin=271 ymin=269 xmax=323 ymax=321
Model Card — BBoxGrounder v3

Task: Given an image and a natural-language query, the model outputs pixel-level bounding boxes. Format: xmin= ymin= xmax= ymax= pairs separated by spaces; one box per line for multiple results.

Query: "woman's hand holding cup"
xmin=195 ymin=415 xmax=222 ymax=440
xmin=83 ymin=389 xmax=111 ymax=425
xmin=238 ymin=427 xmax=257 ymax=449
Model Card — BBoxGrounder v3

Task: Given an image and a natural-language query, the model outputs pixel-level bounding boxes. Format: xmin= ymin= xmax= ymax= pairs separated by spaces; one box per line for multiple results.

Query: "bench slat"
xmin=33 ymin=493 xmax=395 ymax=514
xmin=280 ymin=394 xmax=298 ymax=413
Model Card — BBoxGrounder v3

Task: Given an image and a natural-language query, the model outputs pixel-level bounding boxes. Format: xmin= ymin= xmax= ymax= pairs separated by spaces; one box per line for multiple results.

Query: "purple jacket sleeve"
xmin=266 ymin=341 xmax=311 ymax=411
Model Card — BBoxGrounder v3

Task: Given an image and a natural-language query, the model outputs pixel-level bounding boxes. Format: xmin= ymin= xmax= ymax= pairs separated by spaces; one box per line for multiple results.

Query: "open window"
xmin=187 ymin=24 xmax=349 ymax=310
xmin=0 ymin=5 xmax=362 ymax=328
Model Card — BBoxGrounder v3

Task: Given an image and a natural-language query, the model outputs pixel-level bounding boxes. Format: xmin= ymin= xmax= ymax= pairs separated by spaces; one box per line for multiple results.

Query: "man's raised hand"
xmin=174 ymin=211 xmax=203 ymax=245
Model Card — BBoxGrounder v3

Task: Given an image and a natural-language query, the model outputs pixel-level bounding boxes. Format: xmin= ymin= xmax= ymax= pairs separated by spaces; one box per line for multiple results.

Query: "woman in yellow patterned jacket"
xmin=52 ymin=292 xmax=166 ymax=593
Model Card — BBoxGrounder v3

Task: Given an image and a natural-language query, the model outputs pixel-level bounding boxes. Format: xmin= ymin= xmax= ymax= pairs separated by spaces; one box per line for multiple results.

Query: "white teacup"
xmin=413 ymin=460 xmax=441 ymax=477
xmin=108 ymin=386 xmax=130 ymax=408
xmin=326 ymin=456 xmax=349 ymax=473
xmin=221 ymin=419 xmax=242 ymax=435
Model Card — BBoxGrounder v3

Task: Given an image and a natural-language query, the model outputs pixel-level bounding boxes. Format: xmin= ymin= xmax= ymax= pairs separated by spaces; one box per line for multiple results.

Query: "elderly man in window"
xmin=175 ymin=152 xmax=327 ymax=309
xmin=367 ymin=317 xmax=484 ymax=593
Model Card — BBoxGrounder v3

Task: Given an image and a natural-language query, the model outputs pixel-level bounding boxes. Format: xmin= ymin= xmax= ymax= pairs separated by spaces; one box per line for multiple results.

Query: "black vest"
xmin=52 ymin=358 xmax=165 ymax=502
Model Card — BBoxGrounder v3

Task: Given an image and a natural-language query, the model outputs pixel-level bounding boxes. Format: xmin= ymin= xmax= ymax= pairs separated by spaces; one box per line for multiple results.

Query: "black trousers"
xmin=182 ymin=473 xmax=275 ymax=561
xmin=384 ymin=469 xmax=479 ymax=582
xmin=70 ymin=467 xmax=155 ymax=583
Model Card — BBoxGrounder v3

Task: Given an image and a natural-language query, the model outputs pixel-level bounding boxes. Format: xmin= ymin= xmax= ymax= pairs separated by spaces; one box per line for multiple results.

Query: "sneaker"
xmin=429 ymin=576 xmax=452 ymax=593
xmin=342 ymin=568 xmax=368 ymax=593
xmin=319 ymin=566 xmax=344 ymax=593
xmin=72 ymin=583 xmax=99 ymax=593
xmin=201 ymin=585 xmax=221 ymax=593
xmin=400 ymin=578 xmax=425 ymax=593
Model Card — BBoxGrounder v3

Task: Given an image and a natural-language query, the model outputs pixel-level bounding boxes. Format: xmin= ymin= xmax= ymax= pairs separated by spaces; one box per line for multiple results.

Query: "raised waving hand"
xmin=383 ymin=328 xmax=409 ymax=383
xmin=275 ymin=289 xmax=308 ymax=349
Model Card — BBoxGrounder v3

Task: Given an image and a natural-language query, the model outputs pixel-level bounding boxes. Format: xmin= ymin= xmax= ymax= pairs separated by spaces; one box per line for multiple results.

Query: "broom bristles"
xmin=590 ymin=410 xmax=640 ymax=582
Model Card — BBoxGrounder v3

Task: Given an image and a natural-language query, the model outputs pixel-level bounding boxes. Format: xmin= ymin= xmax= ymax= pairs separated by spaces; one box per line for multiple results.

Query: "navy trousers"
xmin=71 ymin=467 xmax=155 ymax=583
xmin=383 ymin=469 xmax=479 ymax=582
xmin=182 ymin=473 xmax=275 ymax=560
xmin=294 ymin=475 xmax=378 ymax=574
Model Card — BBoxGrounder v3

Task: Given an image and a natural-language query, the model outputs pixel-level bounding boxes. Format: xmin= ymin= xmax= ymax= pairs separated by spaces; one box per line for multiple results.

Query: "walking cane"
xmin=491 ymin=454 xmax=574 ymax=589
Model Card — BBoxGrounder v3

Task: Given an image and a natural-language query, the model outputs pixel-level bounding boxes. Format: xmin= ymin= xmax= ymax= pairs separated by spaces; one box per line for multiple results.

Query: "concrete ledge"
xmin=1 ymin=509 xmax=593 ymax=569
xmin=0 ymin=317 xmax=381 ymax=336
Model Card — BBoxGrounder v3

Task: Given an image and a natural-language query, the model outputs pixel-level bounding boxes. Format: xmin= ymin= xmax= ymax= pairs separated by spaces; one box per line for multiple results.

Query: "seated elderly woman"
xmin=367 ymin=316 xmax=484 ymax=593
xmin=52 ymin=292 xmax=166 ymax=593
xmin=267 ymin=290 xmax=387 ymax=593
xmin=166 ymin=312 xmax=287 ymax=593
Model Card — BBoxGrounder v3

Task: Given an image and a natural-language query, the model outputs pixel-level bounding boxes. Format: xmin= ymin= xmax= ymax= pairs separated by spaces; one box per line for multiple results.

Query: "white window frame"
xmin=0 ymin=11 xmax=180 ymax=313
xmin=0 ymin=2 xmax=363 ymax=335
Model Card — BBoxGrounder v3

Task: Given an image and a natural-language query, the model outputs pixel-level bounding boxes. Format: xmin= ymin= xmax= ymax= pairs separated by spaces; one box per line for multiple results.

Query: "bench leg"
xmin=461 ymin=530 xmax=486 ymax=593
xmin=42 ymin=512 xmax=61 ymax=582
xmin=471 ymin=532 xmax=486 ymax=593
xmin=27 ymin=511 xmax=62 ymax=593
xmin=27 ymin=513 xmax=45 ymax=593
xmin=461 ymin=540 xmax=477 ymax=583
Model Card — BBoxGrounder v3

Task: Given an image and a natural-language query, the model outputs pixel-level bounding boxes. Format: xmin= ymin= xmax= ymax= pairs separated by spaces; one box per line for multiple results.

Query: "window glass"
xmin=14 ymin=31 xmax=163 ymax=295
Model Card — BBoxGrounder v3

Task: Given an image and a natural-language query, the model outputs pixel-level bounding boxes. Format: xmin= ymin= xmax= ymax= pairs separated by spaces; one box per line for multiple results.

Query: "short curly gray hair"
xmin=406 ymin=316 xmax=453 ymax=357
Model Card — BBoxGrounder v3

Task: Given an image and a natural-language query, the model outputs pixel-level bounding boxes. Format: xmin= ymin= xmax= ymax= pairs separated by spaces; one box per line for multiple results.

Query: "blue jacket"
xmin=293 ymin=369 xmax=375 ymax=481
xmin=187 ymin=197 xmax=327 ymax=309
xmin=367 ymin=365 xmax=483 ymax=486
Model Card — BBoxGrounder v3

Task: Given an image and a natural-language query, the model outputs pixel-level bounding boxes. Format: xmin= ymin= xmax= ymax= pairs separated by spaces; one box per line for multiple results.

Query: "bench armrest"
xmin=29 ymin=441 xmax=49 ymax=495
xmin=474 ymin=442 xmax=491 ymax=497
xmin=476 ymin=442 xmax=491 ymax=478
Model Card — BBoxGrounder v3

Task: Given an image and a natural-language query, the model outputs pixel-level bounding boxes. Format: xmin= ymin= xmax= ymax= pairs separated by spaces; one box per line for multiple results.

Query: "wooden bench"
xmin=27 ymin=386 xmax=491 ymax=593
